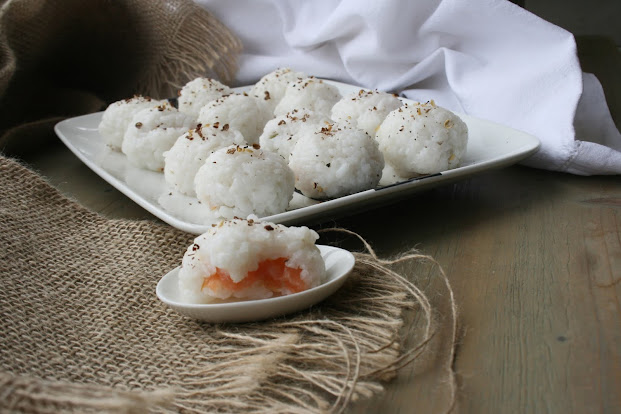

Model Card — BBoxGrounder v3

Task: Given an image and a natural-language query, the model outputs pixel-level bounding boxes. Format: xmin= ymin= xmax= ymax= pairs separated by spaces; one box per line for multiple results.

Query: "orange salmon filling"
xmin=201 ymin=257 xmax=307 ymax=296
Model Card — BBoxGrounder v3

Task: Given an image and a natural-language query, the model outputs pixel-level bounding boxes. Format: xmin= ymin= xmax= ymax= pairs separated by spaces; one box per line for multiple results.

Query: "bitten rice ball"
xmin=250 ymin=67 xmax=307 ymax=113
xmin=273 ymin=77 xmax=341 ymax=117
xmin=259 ymin=109 xmax=331 ymax=162
xmin=331 ymin=89 xmax=402 ymax=137
xmin=164 ymin=122 xmax=247 ymax=196
xmin=178 ymin=216 xmax=325 ymax=303
xmin=121 ymin=102 xmax=194 ymax=171
xmin=177 ymin=77 xmax=233 ymax=120
xmin=289 ymin=122 xmax=384 ymax=199
xmin=376 ymin=101 xmax=468 ymax=176
xmin=194 ymin=145 xmax=295 ymax=219
xmin=197 ymin=94 xmax=271 ymax=145
xmin=98 ymin=96 xmax=167 ymax=151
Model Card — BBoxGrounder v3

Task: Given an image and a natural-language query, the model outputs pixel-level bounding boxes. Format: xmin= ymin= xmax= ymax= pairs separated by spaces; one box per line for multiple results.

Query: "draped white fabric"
xmin=196 ymin=0 xmax=621 ymax=175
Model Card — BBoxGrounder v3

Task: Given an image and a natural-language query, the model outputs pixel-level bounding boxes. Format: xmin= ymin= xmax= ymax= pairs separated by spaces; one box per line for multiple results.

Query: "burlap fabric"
xmin=0 ymin=155 xmax=457 ymax=412
xmin=0 ymin=1 xmax=458 ymax=411
xmin=0 ymin=0 xmax=241 ymax=155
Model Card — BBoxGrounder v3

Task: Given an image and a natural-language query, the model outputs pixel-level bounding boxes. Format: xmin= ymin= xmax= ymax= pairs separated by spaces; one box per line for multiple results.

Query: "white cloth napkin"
xmin=196 ymin=0 xmax=621 ymax=175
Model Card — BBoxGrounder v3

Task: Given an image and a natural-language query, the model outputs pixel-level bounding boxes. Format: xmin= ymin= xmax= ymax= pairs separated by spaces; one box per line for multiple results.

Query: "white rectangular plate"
xmin=54 ymin=80 xmax=540 ymax=234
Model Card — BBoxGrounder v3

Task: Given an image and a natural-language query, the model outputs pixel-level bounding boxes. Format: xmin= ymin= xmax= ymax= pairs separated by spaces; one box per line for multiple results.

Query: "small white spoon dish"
xmin=156 ymin=245 xmax=355 ymax=323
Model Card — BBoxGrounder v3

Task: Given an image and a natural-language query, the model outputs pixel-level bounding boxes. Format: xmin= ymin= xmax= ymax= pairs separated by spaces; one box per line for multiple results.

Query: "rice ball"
xmin=250 ymin=67 xmax=307 ymax=113
xmin=121 ymin=102 xmax=194 ymax=171
xmin=331 ymin=89 xmax=402 ymax=137
xmin=177 ymin=77 xmax=233 ymax=120
xmin=164 ymin=122 xmax=247 ymax=196
xmin=376 ymin=101 xmax=468 ymax=176
xmin=273 ymin=77 xmax=341 ymax=117
xmin=289 ymin=122 xmax=384 ymax=199
xmin=194 ymin=145 xmax=295 ymax=219
xmin=259 ymin=109 xmax=331 ymax=162
xmin=178 ymin=216 xmax=326 ymax=303
xmin=98 ymin=96 xmax=167 ymax=151
xmin=197 ymin=93 xmax=271 ymax=145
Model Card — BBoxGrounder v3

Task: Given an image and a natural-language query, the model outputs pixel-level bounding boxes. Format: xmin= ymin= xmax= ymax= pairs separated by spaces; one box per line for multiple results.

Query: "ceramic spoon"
xmin=156 ymin=245 xmax=355 ymax=323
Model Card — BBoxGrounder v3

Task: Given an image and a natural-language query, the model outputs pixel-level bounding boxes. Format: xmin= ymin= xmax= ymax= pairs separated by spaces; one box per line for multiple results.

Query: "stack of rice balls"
xmin=98 ymin=68 xmax=468 ymax=223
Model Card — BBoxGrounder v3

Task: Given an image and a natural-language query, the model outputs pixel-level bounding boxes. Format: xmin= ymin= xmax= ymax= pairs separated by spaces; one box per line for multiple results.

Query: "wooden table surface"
xmin=17 ymin=37 xmax=620 ymax=413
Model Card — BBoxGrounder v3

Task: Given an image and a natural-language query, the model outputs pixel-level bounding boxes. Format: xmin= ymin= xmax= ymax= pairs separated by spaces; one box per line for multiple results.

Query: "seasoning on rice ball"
xmin=289 ymin=121 xmax=384 ymax=199
xmin=177 ymin=77 xmax=233 ymax=120
xmin=164 ymin=122 xmax=247 ymax=196
xmin=98 ymin=96 xmax=167 ymax=151
xmin=376 ymin=101 xmax=468 ymax=176
xmin=250 ymin=67 xmax=307 ymax=113
xmin=259 ymin=108 xmax=331 ymax=162
xmin=273 ymin=76 xmax=341 ymax=117
xmin=194 ymin=144 xmax=295 ymax=219
xmin=178 ymin=217 xmax=326 ymax=303
xmin=197 ymin=93 xmax=271 ymax=145
xmin=121 ymin=102 xmax=194 ymax=171
xmin=331 ymin=89 xmax=402 ymax=138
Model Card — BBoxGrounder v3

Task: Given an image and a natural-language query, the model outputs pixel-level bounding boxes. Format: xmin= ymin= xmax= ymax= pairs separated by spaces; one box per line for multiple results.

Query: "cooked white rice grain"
xmin=177 ymin=77 xmax=233 ymax=120
xmin=98 ymin=96 xmax=167 ymax=151
xmin=164 ymin=122 xmax=247 ymax=196
xmin=197 ymin=93 xmax=271 ymax=145
xmin=376 ymin=101 xmax=468 ymax=176
xmin=273 ymin=77 xmax=341 ymax=117
xmin=178 ymin=216 xmax=325 ymax=303
xmin=331 ymin=89 xmax=402 ymax=137
xmin=250 ymin=67 xmax=307 ymax=113
xmin=194 ymin=145 xmax=295 ymax=219
xmin=259 ymin=108 xmax=331 ymax=162
xmin=121 ymin=102 xmax=194 ymax=171
xmin=289 ymin=122 xmax=384 ymax=199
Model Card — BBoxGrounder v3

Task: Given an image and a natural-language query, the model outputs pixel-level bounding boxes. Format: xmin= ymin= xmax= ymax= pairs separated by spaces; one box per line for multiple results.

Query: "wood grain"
xmin=21 ymin=143 xmax=620 ymax=412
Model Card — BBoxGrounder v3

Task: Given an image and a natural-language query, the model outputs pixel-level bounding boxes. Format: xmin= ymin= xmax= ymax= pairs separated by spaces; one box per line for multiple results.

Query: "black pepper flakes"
xmin=135 ymin=122 xmax=143 ymax=129
xmin=264 ymin=225 xmax=274 ymax=231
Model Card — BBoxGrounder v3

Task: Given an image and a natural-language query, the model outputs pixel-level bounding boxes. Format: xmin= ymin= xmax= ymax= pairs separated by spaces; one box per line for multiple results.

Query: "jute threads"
xmin=0 ymin=155 xmax=458 ymax=413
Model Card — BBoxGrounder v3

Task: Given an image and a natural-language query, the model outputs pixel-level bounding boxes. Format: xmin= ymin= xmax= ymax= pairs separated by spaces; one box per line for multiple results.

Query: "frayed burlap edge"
xmin=0 ymin=155 xmax=458 ymax=413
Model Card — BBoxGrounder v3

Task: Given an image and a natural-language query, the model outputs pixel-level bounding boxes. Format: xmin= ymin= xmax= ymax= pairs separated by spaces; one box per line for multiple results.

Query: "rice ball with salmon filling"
xmin=194 ymin=145 xmax=295 ymax=219
xmin=289 ymin=122 xmax=384 ymax=199
xmin=331 ymin=89 xmax=402 ymax=138
xmin=122 ymin=102 xmax=194 ymax=171
xmin=376 ymin=101 xmax=468 ymax=176
xmin=197 ymin=93 xmax=271 ymax=145
xmin=251 ymin=67 xmax=307 ymax=113
xmin=274 ymin=77 xmax=341 ymax=117
xmin=164 ymin=122 xmax=247 ymax=196
xmin=98 ymin=96 xmax=168 ymax=151
xmin=259 ymin=109 xmax=331 ymax=162
xmin=177 ymin=77 xmax=233 ymax=120
xmin=178 ymin=217 xmax=326 ymax=303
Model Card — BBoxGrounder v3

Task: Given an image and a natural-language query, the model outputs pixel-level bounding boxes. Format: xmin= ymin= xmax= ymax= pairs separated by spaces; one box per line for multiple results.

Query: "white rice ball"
xmin=259 ymin=109 xmax=331 ymax=162
xmin=177 ymin=77 xmax=233 ymax=120
xmin=289 ymin=122 xmax=384 ymax=199
xmin=98 ymin=96 xmax=167 ymax=151
xmin=197 ymin=93 xmax=271 ymax=145
xmin=194 ymin=145 xmax=295 ymax=219
xmin=178 ymin=217 xmax=326 ymax=303
xmin=250 ymin=67 xmax=307 ymax=113
xmin=274 ymin=77 xmax=341 ymax=117
xmin=121 ymin=102 xmax=194 ymax=171
xmin=376 ymin=101 xmax=468 ymax=176
xmin=331 ymin=89 xmax=402 ymax=137
xmin=164 ymin=122 xmax=247 ymax=196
